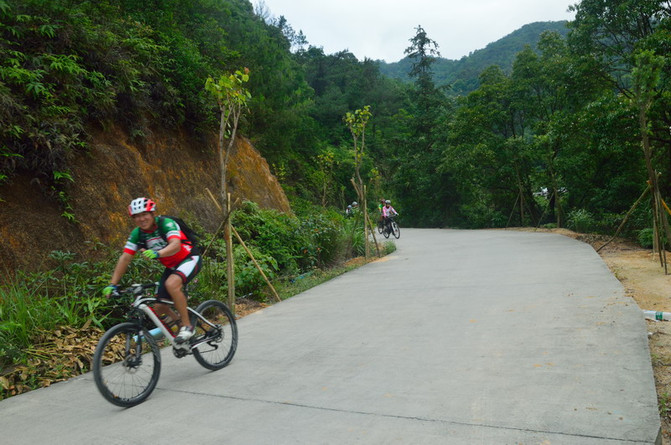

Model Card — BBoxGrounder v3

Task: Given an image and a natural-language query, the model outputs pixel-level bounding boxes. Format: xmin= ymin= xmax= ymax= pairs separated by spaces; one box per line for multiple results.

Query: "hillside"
xmin=0 ymin=128 xmax=291 ymax=272
xmin=378 ymin=21 xmax=570 ymax=94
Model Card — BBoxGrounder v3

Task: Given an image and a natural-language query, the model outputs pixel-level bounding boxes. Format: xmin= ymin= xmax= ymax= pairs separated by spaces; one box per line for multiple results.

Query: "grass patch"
xmin=274 ymin=258 xmax=370 ymax=300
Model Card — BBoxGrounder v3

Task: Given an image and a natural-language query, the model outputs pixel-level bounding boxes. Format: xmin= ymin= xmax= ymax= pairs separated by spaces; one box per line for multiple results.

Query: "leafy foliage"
xmin=4 ymin=0 xmax=671 ymax=240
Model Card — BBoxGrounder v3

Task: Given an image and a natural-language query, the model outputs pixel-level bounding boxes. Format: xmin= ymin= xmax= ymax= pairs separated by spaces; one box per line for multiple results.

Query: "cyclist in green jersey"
xmin=377 ymin=198 xmax=385 ymax=230
xmin=102 ymin=197 xmax=202 ymax=344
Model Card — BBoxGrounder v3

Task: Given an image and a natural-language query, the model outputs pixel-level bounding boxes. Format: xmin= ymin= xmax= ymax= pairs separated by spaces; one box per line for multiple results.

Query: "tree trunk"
xmin=639 ymin=92 xmax=668 ymax=272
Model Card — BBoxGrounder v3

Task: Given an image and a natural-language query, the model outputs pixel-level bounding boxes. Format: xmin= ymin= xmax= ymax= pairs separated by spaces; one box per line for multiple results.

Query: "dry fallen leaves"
xmin=0 ymin=299 xmax=268 ymax=400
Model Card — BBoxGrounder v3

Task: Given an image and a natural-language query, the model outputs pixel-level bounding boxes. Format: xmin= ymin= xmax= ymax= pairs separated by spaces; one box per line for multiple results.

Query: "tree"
xmin=344 ymin=105 xmax=378 ymax=257
xmin=633 ymin=50 xmax=671 ymax=262
xmin=389 ymin=25 xmax=454 ymax=227
xmin=404 ymin=25 xmax=444 ymax=138
xmin=569 ymin=0 xmax=671 ymax=250
xmin=205 ymin=68 xmax=251 ymax=309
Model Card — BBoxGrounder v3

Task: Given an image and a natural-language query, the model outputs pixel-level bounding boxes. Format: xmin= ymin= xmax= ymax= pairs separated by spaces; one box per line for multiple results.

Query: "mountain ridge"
xmin=378 ymin=21 xmax=570 ymax=94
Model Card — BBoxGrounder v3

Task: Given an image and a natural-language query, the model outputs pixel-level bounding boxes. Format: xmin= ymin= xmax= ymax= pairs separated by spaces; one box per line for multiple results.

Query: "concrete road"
xmin=0 ymin=229 xmax=661 ymax=444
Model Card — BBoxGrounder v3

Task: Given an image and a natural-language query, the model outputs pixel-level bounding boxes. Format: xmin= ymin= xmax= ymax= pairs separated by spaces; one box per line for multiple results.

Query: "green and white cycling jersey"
xmin=123 ymin=216 xmax=193 ymax=268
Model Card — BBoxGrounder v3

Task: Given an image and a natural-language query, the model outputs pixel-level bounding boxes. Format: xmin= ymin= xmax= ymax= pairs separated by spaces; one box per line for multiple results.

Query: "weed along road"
xmin=0 ymin=229 xmax=661 ymax=444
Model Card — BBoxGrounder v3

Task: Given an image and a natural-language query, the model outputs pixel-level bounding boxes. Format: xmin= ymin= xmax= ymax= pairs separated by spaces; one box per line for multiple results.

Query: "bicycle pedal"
xmin=172 ymin=343 xmax=190 ymax=358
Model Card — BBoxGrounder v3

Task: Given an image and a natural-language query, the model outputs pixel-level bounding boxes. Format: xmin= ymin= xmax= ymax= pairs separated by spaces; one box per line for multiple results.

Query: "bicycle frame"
xmin=122 ymin=283 xmax=219 ymax=350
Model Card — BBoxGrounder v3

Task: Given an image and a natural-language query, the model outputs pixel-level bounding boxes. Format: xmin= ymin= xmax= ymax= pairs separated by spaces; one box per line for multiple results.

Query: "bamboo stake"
xmin=363 ymin=185 xmax=370 ymax=259
xmin=206 ymin=189 xmax=281 ymax=302
xmin=363 ymin=185 xmax=380 ymax=257
xmin=226 ymin=192 xmax=235 ymax=310
xmin=231 ymin=226 xmax=281 ymax=303
xmin=201 ymin=189 xmax=239 ymax=258
xmin=596 ymin=185 xmax=650 ymax=253
xmin=506 ymin=193 xmax=520 ymax=228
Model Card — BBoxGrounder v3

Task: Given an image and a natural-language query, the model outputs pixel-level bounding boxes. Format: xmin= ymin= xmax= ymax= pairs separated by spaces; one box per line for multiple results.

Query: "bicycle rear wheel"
xmin=192 ymin=300 xmax=238 ymax=370
xmin=391 ymin=221 xmax=400 ymax=239
xmin=93 ymin=322 xmax=161 ymax=407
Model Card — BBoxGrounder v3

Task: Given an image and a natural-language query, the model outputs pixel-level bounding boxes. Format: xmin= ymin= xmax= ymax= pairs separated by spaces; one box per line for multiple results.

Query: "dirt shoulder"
xmin=521 ymin=228 xmax=671 ymax=443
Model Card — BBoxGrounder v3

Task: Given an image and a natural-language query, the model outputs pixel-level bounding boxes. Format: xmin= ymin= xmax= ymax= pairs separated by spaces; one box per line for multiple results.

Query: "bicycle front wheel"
xmin=192 ymin=300 xmax=238 ymax=370
xmin=391 ymin=221 xmax=400 ymax=239
xmin=93 ymin=322 xmax=161 ymax=407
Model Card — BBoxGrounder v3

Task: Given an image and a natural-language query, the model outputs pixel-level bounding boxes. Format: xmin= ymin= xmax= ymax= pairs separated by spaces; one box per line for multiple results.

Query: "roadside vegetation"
xmin=0 ymin=201 xmax=396 ymax=399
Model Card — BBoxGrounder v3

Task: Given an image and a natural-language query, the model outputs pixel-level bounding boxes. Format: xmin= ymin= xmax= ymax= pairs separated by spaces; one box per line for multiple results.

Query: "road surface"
xmin=0 ymin=229 xmax=661 ymax=444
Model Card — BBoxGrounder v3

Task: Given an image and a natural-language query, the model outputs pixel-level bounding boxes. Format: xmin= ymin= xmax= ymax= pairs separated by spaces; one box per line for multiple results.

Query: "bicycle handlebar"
xmin=110 ymin=282 xmax=158 ymax=298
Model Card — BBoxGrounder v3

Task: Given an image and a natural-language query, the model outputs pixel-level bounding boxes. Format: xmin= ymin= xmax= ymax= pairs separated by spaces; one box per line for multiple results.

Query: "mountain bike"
xmin=92 ymin=282 xmax=237 ymax=407
xmin=382 ymin=216 xmax=400 ymax=239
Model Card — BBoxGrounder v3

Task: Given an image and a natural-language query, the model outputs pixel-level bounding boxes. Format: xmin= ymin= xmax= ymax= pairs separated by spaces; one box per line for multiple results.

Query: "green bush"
xmin=381 ymin=241 xmax=397 ymax=256
xmin=232 ymin=244 xmax=278 ymax=297
xmin=346 ymin=218 xmax=367 ymax=257
xmin=567 ymin=209 xmax=595 ymax=233
xmin=458 ymin=198 xmax=506 ymax=229
xmin=301 ymin=212 xmax=345 ymax=268
xmin=232 ymin=201 xmax=306 ymax=275
xmin=638 ymin=228 xmax=654 ymax=249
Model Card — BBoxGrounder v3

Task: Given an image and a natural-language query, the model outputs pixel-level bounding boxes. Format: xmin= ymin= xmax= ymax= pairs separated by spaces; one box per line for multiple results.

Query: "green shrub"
xmin=459 ymin=200 xmax=506 ymax=229
xmin=638 ymin=228 xmax=654 ymax=249
xmin=232 ymin=201 xmax=305 ymax=275
xmin=301 ymin=212 xmax=345 ymax=268
xmin=232 ymin=245 xmax=278 ymax=298
xmin=381 ymin=241 xmax=397 ymax=255
xmin=350 ymin=222 xmax=367 ymax=256
xmin=567 ymin=209 xmax=595 ymax=233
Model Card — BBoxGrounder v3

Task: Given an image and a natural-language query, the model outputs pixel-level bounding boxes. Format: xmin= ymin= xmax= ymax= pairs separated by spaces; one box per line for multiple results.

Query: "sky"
xmin=255 ymin=0 xmax=576 ymax=62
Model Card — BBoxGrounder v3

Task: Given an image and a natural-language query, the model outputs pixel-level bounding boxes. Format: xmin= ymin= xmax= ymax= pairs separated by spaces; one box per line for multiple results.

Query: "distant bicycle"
xmin=93 ymin=282 xmax=237 ymax=407
xmin=382 ymin=216 xmax=400 ymax=239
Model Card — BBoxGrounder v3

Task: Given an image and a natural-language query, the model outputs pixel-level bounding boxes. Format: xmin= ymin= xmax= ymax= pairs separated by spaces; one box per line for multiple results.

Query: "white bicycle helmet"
xmin=128 ymin=197 xmax=156 ymax=216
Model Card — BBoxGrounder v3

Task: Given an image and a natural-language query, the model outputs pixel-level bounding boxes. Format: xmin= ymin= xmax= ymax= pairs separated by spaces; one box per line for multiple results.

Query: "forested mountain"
xmin=379 ymin=21 xmax=570 ymax=94
xmin=2 ymin=0 xmax=670 ymax=242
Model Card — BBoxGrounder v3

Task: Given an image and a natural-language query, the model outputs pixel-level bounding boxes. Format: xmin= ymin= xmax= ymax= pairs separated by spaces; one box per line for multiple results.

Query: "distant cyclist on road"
xmin=102 ymin=197 xmax=202 ymax=344
xmin=377 ymin=198 xmax=386 ymax=230
xmin=382 ymin=199 xmax=398 ymax=233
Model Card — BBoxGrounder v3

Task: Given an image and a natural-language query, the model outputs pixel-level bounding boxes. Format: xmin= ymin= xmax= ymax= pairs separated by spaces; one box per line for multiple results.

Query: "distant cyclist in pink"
xmin=382 ymin=199 xmax=398 ymax=232
xmin=102 ymin=197 xmax=201 ymax=344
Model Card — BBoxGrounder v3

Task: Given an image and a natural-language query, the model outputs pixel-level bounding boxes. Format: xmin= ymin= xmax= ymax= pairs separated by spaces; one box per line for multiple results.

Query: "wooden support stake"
xmin=226 ymin=192 xmax=235 ymax=311
xmin=597 ymin=185 xmax=650 ymax=253
xmin=205 ymin=189 xmax=281 ymax=302
xmin=201 ymin=188 xmax=239 ymax=258
xmin=231 ymin=226 xmax=281 ymax=303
